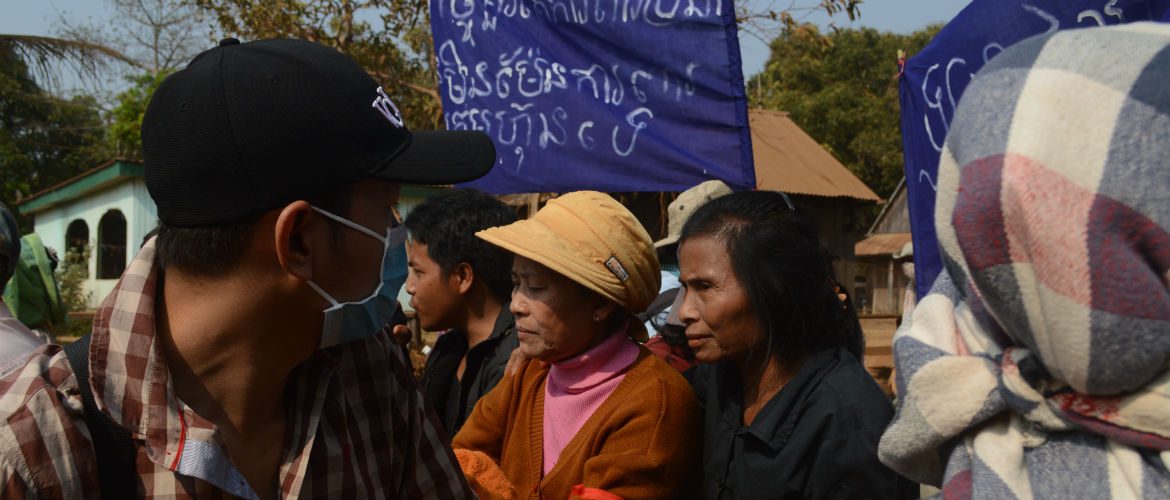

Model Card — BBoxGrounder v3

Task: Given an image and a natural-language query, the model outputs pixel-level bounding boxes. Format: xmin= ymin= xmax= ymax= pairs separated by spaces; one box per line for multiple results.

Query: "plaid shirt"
xmin=0 ymin=240 xmax=474 ymax=499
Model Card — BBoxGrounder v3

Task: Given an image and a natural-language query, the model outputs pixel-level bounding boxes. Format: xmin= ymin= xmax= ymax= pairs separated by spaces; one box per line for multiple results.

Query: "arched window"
xmin=65 ymin=219 xmax=89 ymax=278
xmin=97 ymin=210 xmax=127 ymax=279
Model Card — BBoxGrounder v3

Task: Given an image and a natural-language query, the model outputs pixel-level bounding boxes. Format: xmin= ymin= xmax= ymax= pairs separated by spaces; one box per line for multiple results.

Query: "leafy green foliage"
xmin=0 ymin=45 xmax=109 ymax=219
xmin=750 ymin=23 xmax=940 ymax=200
xmin=108 ymin=70 xmax=172 ymax=159
xmin=56 ymin=244 xmax=93 ymax=336
xmin=195 ymin=0 xmax=444 ymax=129
xmin=0 ymin=34 xmax=132 ymax=89
xmin=738 ymin=0 xmax=862 ymax=42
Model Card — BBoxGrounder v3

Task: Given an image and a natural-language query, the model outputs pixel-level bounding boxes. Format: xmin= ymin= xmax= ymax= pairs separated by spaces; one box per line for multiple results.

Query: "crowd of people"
xmin=0 ymin=21 xmax=1167 ymax=500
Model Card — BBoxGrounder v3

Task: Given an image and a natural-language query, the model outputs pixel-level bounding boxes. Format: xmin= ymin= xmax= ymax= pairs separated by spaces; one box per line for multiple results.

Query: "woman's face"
xmin=510 ymin=255 xmax=606 ymax=363
xmin=677 ymin=235 xmax=762 ymax=364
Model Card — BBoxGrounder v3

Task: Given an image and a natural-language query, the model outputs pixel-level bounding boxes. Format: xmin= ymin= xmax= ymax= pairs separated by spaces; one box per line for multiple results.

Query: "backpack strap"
xmin=64 ymin=335 xmax=138 ymax=498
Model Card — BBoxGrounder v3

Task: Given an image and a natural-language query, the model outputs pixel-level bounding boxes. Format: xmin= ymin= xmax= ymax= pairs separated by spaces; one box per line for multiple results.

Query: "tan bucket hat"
xmin=476 ymin=191 xmax=661 ymax=326
xmin=654 ymin=180 xmax=733 ymax=249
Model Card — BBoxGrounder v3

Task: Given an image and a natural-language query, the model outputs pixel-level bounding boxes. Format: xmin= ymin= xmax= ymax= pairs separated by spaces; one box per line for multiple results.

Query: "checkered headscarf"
xmin=880 ymin=23 xmax=1170 ymax=497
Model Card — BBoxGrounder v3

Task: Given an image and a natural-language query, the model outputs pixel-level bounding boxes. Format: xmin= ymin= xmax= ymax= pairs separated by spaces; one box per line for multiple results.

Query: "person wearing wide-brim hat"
xmin=452 ymin=191 xmax=702 ymax=500
xmin=641 ymin=180 xmax=735 ymax=372
xmin=654 ymin=179 xmax=734 ymax=253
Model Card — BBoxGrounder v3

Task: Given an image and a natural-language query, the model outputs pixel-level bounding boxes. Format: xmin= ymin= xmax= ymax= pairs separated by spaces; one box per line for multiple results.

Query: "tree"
xmin=0 ymin=34 xmax=126 ymax=227
xmin=107 ymin=70 xmax=172 ymax=158
xmin=0 ymin=35 xmax=132 ymax=90
xmin=737 ymin=0 xmax=862 ymax=44
xmin=750 ymin=23 xmax=940 ymax=200
xmin=57 ymin=0 xmax=209 ymax=75
xmin=0 ymin=44 xmax=109 ymax=215
xmin=56 ymin=0 xmax=213 ymax=159
xmin=195 ymin=0 xmax=443 ymax=129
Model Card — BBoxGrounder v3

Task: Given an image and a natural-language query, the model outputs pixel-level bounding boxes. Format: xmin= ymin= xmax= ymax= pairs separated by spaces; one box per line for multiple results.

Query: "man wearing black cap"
xmin=0 ymin=38 xmax=493 ymax=499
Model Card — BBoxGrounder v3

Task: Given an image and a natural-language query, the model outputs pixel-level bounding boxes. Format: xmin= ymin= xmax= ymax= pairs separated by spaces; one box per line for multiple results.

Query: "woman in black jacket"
xmin=677 ymin=191 xmax=915 ymax=500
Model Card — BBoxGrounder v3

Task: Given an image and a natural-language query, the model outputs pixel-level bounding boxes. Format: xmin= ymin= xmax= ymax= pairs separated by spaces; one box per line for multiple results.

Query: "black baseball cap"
xmin=142 ymin=38 xmax=495 ymax=227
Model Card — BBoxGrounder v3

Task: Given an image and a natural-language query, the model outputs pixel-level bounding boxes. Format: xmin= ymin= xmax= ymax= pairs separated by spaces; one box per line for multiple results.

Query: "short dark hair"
xmin=155 ymin=184 xmax=351 ymax=278
xmin=657 ymin=244 xmax=678 ymax=267
xmin=678 ymin=191 xmax=861 ymax=367
xmin=0 ymin=255 xmax=8 ymax=295
xmin=405 ymin=189 xmax=518 ymax=302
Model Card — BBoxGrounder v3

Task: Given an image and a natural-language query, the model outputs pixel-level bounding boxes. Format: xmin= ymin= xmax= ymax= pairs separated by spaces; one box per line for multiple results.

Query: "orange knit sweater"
xmin=452 ymin=347 xmax=702 ymax=500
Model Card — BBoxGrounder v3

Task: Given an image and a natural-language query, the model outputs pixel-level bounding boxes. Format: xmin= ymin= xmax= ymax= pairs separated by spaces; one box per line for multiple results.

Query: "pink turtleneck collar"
xmin=543 ymin=324 xmax=640 ymax=476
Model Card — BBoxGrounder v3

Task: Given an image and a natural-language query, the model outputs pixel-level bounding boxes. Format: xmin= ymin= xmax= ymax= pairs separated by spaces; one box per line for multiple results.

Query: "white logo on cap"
xmin=372 ymin=87 xmax=404 ymax=128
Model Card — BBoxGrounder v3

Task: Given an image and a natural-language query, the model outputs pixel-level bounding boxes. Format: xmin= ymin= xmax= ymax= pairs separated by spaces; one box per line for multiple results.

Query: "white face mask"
xmin=306 ymin=206 xmax=409 ymax=349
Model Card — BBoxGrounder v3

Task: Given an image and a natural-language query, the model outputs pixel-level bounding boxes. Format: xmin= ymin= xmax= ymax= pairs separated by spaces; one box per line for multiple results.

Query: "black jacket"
xmin=421 ymin=308 xmax=518 ymax=437
xmin=686 ymin=348 xmax=915 ymax=500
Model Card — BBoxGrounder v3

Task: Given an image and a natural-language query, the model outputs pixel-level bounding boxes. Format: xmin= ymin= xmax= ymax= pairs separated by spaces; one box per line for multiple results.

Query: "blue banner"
xmin=900 ymin=0 xmax=1170 ymax=298
xmin=431 ymin=0 xmax=755 ymax=193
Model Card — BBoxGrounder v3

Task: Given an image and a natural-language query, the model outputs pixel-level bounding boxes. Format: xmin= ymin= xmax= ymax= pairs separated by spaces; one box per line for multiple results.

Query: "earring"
xmin=593 ymin=313 xmax=601 ymax=322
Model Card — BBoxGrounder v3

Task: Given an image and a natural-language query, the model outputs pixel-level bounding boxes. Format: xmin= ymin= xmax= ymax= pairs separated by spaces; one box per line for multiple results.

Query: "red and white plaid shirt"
xmin=0 ymin=240 xmax=474 ymax=499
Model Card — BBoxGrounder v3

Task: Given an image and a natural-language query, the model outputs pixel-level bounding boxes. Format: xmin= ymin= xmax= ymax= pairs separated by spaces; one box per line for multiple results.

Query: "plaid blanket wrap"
xmin=879 ymin=23 xmax=1170 ymax=499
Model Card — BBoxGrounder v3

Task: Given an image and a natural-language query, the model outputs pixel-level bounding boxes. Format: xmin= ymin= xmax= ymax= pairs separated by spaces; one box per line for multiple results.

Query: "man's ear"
xmin=452 ymin=262 xmax=475 ymax=295
xmin=274 ymin=201 xmax=318 ymax=282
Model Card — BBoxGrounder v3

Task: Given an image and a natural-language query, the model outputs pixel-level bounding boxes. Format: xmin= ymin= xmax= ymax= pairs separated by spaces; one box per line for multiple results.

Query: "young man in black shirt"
xmin=405 ymin=189 xmax=519 ymax=436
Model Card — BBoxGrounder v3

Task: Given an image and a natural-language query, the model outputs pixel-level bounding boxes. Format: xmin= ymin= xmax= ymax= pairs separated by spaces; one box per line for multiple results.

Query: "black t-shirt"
xmin=420 ymin=308 xmax=518 ymax=437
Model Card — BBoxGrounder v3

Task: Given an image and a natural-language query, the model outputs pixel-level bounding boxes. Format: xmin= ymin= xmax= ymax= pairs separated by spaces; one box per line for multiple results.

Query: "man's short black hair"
xmin=0 ymin=255 xmax=8 ymax=295
xmin=657 ymin=243 xmax=679 ymax=267
xmin=405 ymin=189 xmax=518 ymax=302
xmin=155 ymin=185 xmax=352 ymax=278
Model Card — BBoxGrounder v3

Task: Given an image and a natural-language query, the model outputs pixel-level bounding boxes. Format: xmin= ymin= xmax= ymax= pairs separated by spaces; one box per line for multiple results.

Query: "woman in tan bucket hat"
xmin=452 ymin=191 xmax=701 ymax=500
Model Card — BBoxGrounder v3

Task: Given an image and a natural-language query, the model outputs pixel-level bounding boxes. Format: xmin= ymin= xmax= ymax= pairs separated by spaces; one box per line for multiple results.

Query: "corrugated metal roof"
xmin=750 ymin=109 xmax=880 ymax=202
xmin=855 ymin=232 xmax=912 ymax=257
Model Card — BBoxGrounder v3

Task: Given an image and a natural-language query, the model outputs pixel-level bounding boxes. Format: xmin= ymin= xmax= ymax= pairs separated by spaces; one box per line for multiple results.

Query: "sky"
xmin=737 ymin=0 xmax=967 ymax=74
xmin=1 ymin=0 xmax=969 ymax=92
